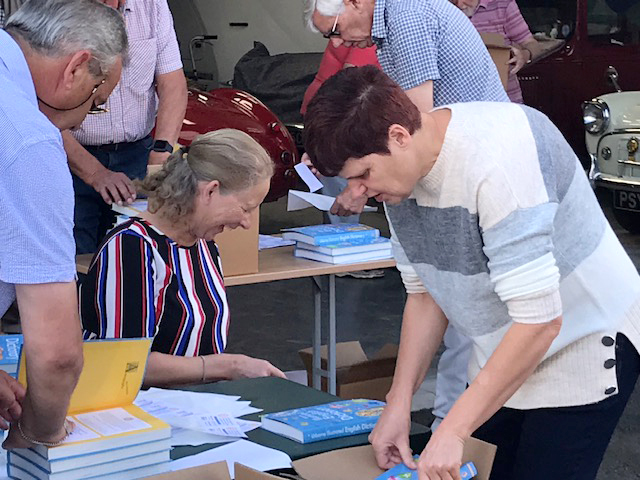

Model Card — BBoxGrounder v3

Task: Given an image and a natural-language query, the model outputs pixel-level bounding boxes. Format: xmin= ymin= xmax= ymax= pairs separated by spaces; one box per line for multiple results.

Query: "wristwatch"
xmin=152 ymin=139 xmax=174 ymax=153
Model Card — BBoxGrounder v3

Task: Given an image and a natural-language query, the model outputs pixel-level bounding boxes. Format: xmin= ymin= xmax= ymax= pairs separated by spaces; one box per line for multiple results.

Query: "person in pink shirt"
xmin=301 ymin=42 xmax=379 ymax=115
xmin=453 ymin=0 xmax=542 ymax=103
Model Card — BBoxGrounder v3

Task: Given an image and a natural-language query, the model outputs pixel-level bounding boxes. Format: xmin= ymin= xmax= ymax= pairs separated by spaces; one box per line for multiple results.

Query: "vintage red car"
xmin=519 ymin=0 xmax=640 ymax=163
xmin=178 ymin=86 xmax=299 ymax=203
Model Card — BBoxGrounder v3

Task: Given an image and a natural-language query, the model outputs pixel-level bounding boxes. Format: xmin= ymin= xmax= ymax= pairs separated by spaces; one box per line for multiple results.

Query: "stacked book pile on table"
xmin=282 ymin=224 xmax=393 ymax=265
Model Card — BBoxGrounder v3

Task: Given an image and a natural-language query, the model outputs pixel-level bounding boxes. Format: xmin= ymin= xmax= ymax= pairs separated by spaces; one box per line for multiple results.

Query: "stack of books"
xmin=0 ymin=334 xmax=23 ymax=378
xmin=8 ymin=339 xmax=171 ymax=480
xmin=282 ymin=224 xmax=393 ymax=265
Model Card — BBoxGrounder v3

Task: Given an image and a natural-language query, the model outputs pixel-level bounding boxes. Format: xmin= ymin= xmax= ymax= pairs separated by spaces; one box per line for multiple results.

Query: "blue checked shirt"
xmin=372 ymin=0 xmax=508 ymax=106
xmin=0 ymin=30 xmax=76 ymax=316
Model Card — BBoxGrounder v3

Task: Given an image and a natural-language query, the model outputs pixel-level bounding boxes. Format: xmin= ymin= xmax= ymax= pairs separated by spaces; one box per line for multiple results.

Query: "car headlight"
xmin=582 ymin=100 xmax=610 ymax=135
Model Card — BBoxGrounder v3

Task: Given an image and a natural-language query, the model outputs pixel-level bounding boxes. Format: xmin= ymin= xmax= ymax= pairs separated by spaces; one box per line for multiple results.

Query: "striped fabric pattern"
xmin=71 ymin=0 xmax=183 ymax=146
xmin=469 ymin=0 xmax=534 ymax=103
xmin=371 ymin=0 xmax=508 ymax=106
xmin=386 ymin=102 xmax=640 ymax=409
xmin=80 ymin=219 xmax=229 ymax=356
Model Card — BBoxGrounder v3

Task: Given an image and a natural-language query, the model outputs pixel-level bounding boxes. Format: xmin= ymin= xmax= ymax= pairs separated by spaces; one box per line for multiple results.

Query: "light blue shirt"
xmin=0 ymin=30 xmax=76 ymax=316
xmin=372 ymin=0 xmax=509 ymax=106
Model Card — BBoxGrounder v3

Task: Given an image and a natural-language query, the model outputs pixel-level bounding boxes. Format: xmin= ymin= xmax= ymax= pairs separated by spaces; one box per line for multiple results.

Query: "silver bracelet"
xmin=17 ymin=419 xmax=70 ymax=447
xmin=199 ymin=355 xmax=206 ymax=383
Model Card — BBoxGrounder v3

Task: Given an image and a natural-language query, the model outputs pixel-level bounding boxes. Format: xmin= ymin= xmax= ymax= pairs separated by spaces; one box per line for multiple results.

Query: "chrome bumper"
xmin=589 ymin=154 xmax=640 ymax=191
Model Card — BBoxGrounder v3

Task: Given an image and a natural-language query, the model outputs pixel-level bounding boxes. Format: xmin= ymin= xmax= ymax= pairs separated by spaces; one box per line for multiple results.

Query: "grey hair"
xmin=138 ymin=129 xmax=274 ymax=223
xmin=303 ymin=0 xmax=344 ymax=32
xmin=5 ymin=0 xmax=127 ymax=76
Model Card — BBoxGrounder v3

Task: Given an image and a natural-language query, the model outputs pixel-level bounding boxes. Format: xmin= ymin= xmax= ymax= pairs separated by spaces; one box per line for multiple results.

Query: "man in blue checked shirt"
xmin=302 ymin=0 xmax=509 ymax=437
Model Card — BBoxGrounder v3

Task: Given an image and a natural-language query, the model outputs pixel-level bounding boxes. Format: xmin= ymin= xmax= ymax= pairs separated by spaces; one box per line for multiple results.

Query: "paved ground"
xmin=225 ymin=191 xmax=640 ymax=478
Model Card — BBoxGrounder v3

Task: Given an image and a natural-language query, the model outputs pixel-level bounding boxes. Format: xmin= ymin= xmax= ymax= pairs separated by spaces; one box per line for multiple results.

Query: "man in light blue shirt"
xmin=0 ymin=0 xmax=126 ymax=449
xmin=304 ymin=0 xmax=508 ymax=433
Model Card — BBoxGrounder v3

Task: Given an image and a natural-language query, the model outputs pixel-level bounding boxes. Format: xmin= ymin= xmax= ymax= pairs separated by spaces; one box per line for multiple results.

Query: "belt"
xmin=87 ymin=135 xmax=150 ymax=152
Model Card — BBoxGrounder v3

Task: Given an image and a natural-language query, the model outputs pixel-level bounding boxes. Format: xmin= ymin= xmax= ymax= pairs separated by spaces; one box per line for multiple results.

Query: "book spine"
xmin=314 ymin=230 xmax=379 ymax=246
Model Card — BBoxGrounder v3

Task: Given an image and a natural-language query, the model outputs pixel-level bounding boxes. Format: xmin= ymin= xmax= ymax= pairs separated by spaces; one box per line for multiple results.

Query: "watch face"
xmin=152 ymin=140 xmax=173 ymax=153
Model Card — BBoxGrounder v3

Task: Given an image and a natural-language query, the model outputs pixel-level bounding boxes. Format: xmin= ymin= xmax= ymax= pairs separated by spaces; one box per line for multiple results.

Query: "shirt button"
xmin=605 ymin=387 xmax=617 ymax=395
xmin=604 ymin=359 xmax=616 ymax=369
xmin=602 ymin=336 xmax=615 ymax=347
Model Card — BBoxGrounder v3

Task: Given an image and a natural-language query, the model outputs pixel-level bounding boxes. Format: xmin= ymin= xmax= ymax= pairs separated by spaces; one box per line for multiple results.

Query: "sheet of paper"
xmin=170 ymin=439 xmax=293 ymax=479
xmin=170 ymin=427 xmax=239 ymax=447
xmin=259 ymin=234 xmax=295 ymax=250
xmin=74 ymin=407 xmax=151 ymax=436
xmin=294 ymin=163 xmax=324 ymax=192
xmin=64 ymin=416 xmax=101 ymax=442
xmin=287 ymin=190 xmax=376 ymax=213
xmin=170 ymin=413 xmax=247 ymax=438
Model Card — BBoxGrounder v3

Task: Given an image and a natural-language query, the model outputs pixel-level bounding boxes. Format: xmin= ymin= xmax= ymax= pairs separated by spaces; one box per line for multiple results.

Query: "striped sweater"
xmin=387 ymin=102 xmax=640 ymax=409
xmin=79 ymin=219 xmax=230 ymax=356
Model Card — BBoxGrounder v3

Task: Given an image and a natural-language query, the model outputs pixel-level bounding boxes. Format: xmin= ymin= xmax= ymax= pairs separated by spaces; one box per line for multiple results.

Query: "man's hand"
xmin=148 ymin=150 xmax=171 ymax=166
xmin=417 ymin=425 xmax=466 ymax=480
xmin=3 ymin=418 xmax=75 ymax=450
xmin=0 ymin=371 xmax=25 ymax=430
xmin=508 ymin=46 xmax=530 ymax=75
xmin=227 ymin=354 xmax=287 ymax=380
xmin=369 ymin=402 xmax=415 ymax=470
xmin=88 ymin=168 xmax=136 ymax=206
xmin=330 ymin=184 xmax=369 ymax=216
xmin=301 ymin=152 xmax=321 ymax=178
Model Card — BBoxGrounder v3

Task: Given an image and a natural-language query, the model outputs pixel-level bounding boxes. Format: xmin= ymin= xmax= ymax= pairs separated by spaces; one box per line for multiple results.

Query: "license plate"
xmin=614 ymin=190 xmax=640 ymax=212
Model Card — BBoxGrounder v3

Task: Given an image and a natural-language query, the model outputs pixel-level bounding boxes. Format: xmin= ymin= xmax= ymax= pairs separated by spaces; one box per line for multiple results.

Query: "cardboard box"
xmin=480 ymin=32 xmax=511 ymax=89
xmin=298 ymin=341 xmax=398 ymax=401
xmin=152 ymin=436 xmax=496 ymax=480
xmin=215 ymin=208 xmax=259 ymax=277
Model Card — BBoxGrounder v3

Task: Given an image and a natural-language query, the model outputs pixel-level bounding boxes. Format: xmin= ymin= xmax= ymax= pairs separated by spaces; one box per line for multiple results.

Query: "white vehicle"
xmin=584 ymin=67 xmax=640 ymax=233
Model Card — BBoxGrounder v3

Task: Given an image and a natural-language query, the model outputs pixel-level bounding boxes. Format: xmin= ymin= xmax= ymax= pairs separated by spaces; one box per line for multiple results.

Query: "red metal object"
xmin=519 ymin=0 xmax=640 ymax=165
xmin=179 ymin=87 xmax=299 ymax=202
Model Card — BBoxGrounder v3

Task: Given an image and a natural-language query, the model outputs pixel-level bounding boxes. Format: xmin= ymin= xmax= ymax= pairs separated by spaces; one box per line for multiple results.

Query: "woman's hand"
xmin=228 ymin=354 xmax=286 ymax=380
xmin=417 ymin=425 xmax=466 ymax=480
xmin=369 ymin=402 xmax=415 ymax=470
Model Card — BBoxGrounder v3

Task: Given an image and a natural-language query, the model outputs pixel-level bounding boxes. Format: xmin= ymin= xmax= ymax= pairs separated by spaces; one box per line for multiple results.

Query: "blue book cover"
xmin=282 ymin=224 xmax=380 ymax=246
xmin=376 ymin=457 xmax=478 ymax=479
xmin=261 ymin=399 xmax=385 ymax=443
xmin=0 ymin=335 xmax=23 ymax=377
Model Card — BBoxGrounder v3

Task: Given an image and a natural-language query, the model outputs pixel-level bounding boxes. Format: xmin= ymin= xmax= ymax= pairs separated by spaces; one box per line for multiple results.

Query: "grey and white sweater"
xmin=387 ymin=102 xmax=640 ymax=409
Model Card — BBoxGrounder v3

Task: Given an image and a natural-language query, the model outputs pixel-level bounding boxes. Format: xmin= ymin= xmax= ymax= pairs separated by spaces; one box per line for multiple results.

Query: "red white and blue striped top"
xmin=79 ymin=219 xmax=229 ymax=356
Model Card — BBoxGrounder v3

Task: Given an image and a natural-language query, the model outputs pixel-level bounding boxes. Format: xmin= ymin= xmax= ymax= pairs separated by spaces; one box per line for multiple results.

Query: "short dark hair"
xmin=303 ymin=65 xmax=422 ymax=176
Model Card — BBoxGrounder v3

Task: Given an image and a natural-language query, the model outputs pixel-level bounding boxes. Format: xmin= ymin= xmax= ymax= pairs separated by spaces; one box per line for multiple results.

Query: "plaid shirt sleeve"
xmin=155 ymin=0 xmax=183 ymax=75
xmin=387 ymin=9 xmax=441 ymax=90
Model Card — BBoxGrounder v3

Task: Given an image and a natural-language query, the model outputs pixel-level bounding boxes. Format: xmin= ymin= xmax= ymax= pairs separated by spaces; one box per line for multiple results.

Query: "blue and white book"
xmin=294 ymin=247 xmax=393 ymax=265
xmin=282 ymin=224 xmax=380 ymax=246
xmin=375 ymin=457 xmax=478 ymax=479
xmin=260 ymin=399 xmax=385 ymax=443
xmin=0 ymin=334 xmax=23 ymax=377
xmin=296 ymin=237 xmax=392 ymax=256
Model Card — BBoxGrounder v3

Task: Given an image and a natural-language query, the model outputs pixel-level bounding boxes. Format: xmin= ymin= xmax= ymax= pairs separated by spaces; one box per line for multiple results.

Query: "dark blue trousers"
xmin=72 ymin=136 xmax=152 ymax=254
xmin=473 ymin=333 xmax=640 ymax=480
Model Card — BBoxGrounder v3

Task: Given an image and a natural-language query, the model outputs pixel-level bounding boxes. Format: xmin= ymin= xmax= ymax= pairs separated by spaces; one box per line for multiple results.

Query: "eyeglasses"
xmin=37 ymin=78 xmax=107 ymax=113
xmin=322 ymin=14 xmax=340 ymax=39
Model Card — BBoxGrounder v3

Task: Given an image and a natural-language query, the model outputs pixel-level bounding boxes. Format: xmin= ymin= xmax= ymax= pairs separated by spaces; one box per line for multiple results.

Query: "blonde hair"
xmin=137 ymin=129 xmax=273 ymax=222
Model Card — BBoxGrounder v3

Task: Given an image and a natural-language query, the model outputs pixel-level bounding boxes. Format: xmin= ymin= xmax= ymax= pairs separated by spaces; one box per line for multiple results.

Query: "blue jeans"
xmin=72 ymin=136 xmax=152 ymax=254
xmin=473 ymin=333 xmax=640 ymax=480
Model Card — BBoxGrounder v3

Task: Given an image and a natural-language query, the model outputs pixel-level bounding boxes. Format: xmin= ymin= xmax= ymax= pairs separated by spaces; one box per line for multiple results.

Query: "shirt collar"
xmin=372 ymin=0 xmax=386 ymax=44
xmin=0 ymin=30 xmax=37 ymax=106
xmin=476 ymin=0 xmax=490 ymax=11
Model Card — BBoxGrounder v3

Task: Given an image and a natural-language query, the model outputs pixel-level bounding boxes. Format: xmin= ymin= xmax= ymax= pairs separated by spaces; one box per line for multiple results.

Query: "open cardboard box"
xmin=480 ymin=32 xmax=511 ymax=89
xmin=145 ymin=164 xmax=259 ymax=277
xmin=151 ymin=437 xmax=496 ymax=480
xmin=299 ymin=341 xmax=398 ymax=401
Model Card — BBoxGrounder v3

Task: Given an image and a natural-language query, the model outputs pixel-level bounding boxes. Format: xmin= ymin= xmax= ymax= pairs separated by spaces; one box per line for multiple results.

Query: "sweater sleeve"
xmin=386 ymin=211 xmax=428 ymax=295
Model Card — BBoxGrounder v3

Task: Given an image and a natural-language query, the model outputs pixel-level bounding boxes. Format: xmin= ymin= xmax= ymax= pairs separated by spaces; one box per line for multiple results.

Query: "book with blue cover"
xmin=375 ymin=457 xmax=478 ymax=479
xmin=282 ymin=224 xmax=380 ymax=246
xmin=0 ymin=334 xmax=23 ymax=378
xmin=261 ymin=399 xmax=385 ymax=443
xmin=297 ymin=237 xmax=392 ymax=256
xmin=294 ymin=247 xmax=393 ymax=264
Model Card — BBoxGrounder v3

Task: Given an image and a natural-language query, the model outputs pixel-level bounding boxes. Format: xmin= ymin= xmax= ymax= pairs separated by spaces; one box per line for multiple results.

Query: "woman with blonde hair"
xmin=80 ymin=129 xmax=285 ymax=387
